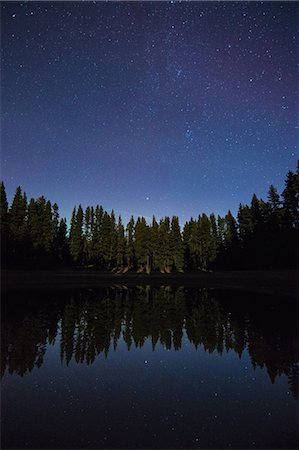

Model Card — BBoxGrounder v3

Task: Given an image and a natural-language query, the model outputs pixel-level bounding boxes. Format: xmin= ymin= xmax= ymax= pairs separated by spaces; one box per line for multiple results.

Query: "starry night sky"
xmin=1 ymin=1 xmax=298 ymax=223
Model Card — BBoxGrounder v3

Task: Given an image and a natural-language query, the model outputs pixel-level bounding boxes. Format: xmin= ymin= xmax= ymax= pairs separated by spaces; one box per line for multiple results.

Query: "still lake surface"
xmin=1 ymin=286 xmax=298 ymax=449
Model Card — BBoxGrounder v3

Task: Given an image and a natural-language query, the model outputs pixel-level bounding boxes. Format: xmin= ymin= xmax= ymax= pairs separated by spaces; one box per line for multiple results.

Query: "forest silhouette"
xmin=1 ymin=162 xmax=298 ymax=271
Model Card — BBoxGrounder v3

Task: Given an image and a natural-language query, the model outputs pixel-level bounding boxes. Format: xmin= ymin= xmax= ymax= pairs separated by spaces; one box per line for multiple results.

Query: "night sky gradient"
xmin=1 ymin=1 xmax=298 ymax=223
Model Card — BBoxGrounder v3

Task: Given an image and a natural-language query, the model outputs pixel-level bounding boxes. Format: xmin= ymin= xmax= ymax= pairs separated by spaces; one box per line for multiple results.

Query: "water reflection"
xmin=1 ymin=286 xmax=298 ymax=399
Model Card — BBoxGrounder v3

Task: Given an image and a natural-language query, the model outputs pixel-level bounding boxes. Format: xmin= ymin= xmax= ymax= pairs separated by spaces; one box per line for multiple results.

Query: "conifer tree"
xmin=217 ymin=215 xmax=226 ymax=247
xmin=209 ymin=213 xmax=218 ymax=244
xmin=0 ymin=182 xmax=9 ymax=262
xmin=210 ymin=215 xmax=228 ymax=268
xmin=250 ymin=194 xmax=263 ymax=232
xmin=43 ymin=200 xmax=53 ymax=255
xmin=209 ymin=213 xmax=218 ymax=265
xmin=109 ymin=210 xmax=118 ymax=269
xmin=267 ymin=185 xmax=281 ymax=212
xmin=236 ymin=204 xmax=252 ymax=267
xmin=237 ymin=204 xmax=253 ymax=243
xmin=282 ymin=169 xmax=299 ymax=229
xmin=0 ymin=181 xmax=8 ymax=237
xmin=69 ymin=205 xmax=84 ymax=264
xmin=170 ymin=216 xmax=184 ymax=271
xmin=83 ymin=206 xmax=92 ymax=265
xmin=250 ymin=195 xmax=268 ymax=267
xmin=9 ymin=186 xmax=28 ymax=242
xmin=101 ymin=211 xmax=113 ymax=268
xmin=27 ymin=197 xmax=53 ymax=262
xmin=116 ymin=216 xmax=125 ymax=269
xmin=125 ymin=216 xmax=135 ymax=269
xmin=150 ymin=216 xmax=160 ymax=271
xmin=222 ymin=210 xmax=238 ymax=267
xmin=57 ymin=218 xmax=68 ymax=263
xmin=52 ymin=203 xmax=59 ymax=239
xmin=280 ymin=165 xmax=299 ymax=267
xmin=88 ymin=206 xmax=95 ymax=262
xmin=134 ymin=217 xmax=151 ymax=273
xmin=224 ymin=210 xmax=238 ymax=246
xmin=197 ymin=213 xmax=217 ymax=270
xmin=52 ymin=202 xmax=60 ymax=262
xmin=157 ymin=217 xmax=172 ymax=272
xmin=91 ymin=205 xmax=104 ymax=266
xmin=189 ymin=217 xmax=202 ymax=270
xmin=28 ymin=198 xmax=40 ymax=252
xmin=9 ymin=186 xmax=28 ymax=264
xmin=182 ymin=219 xmax=194 ymax=270
xmin=69 ymin=207 xmax=77 ymax=242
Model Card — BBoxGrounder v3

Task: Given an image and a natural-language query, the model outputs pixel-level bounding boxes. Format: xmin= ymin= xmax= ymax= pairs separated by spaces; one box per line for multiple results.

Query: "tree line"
xmin=1 ymin=162 xmax=298 ymax=270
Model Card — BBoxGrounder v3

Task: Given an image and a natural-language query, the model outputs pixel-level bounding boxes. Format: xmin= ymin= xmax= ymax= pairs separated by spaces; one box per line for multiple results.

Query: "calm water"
xmin=1 ymin=286 xmax=298 ymax=449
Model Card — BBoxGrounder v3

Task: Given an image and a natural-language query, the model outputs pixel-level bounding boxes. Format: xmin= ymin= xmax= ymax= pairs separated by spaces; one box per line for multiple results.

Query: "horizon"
xmin=2 ymin=159 xmax=297 ymax=227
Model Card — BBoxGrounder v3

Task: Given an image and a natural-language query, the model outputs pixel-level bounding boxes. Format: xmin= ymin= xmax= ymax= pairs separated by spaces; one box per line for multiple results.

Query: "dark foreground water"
xmin=1 ymin=286 xmax=298 ymax=449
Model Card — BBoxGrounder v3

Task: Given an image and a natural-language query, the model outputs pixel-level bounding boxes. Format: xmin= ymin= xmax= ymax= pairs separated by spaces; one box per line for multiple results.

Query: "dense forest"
xmin=1 ymin=163 xmax=298 ymax=271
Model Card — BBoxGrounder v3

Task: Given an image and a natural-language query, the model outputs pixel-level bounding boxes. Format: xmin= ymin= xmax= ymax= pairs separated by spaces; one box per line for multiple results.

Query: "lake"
xmin=1 ymin=286 xmax=298 ymax=449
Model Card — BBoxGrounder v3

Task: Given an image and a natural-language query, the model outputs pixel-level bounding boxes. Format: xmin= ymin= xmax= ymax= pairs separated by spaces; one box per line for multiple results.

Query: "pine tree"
xmin=189 ymin=217 xmax=202 ymax=270
xmin=125 ymin=216 xmax=135 ymax=269
xmin=116 ymin=216 xmax=125 ymax=269
xmin=91 ymin=205 xmax=104 ymax=266
xmin=43 ymin=200 xmax=53 ymax=255
xmin=28 ymin=198 xmax=40 ymax=251
xmin=236 ymin=204 xmax=253 ymax=267
xmin=224 ymin=211 xmax=238 ymax=245
xmin=195 ymin=214 xmax=217 ymax=270
xmin=69 ymin=207 xmax=76 ymax=241
xmin=0 ymin=182 xmax=8 ymax=237
xmin=157 ymin=217 xmax=172 ymax=272
xmin=52 ymin=202 xmax=60 ymax=262
xmin=237 ymin=204 xmax=253 ymax=243
xmin=209 ymin=213 xmax=218 ymax=241
xmin=83 ymin=206 xmax=92 ymax=265
xmin=282 ymin=169 xmax=299 ymax=229
xmin=52 ymin=203 xmax=59 ymax=239
xmin=222 ymin=210 xmax=238 ymax=267
xmin=267 ymin=185 xmax=280 ymax=212
xmin=100 ymin=211 xmax=115 ymax=269
xmin=57 ymin=218 xmax=68 ymax=263
xmin=69 ymin=205 xmax=84 ymax=265
xmin=109 ymin=210 xmax=118 ymax=269
xmin=182 ymin=219 xmax=194 ymax=270
xmin=250 ymin=194 xmax=263 ymax=232
xmin=217 ymin=215 xmax=226 ymax=247
xmin=134 ymin=217 xmax=151 ymax=273
xmin=250 ymin=195 xmax=269 ymax=267
xmin=170 ymin=216 xmax=184 ymax=271
xmin=0 ymin=182 xmax=9 ymax=264
xmin=9 ymin=186 xmax=28 ymax=242
xmin=9 ymin=187 xmax=28 ymax=265
xmin=150 ymin=216 xmax=160 ymax=271
xmin=280 ymin=165 xmax=299 ymax=267
xmin=27 ymin=197 xmax=53 ymax=263
xmin=88 ymin=206 xmax=95 ymax=263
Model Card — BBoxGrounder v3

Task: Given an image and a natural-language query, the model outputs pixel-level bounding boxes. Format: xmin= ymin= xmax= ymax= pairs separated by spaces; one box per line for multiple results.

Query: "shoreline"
xmin=1 ymin=269 xmax=297 ymax=298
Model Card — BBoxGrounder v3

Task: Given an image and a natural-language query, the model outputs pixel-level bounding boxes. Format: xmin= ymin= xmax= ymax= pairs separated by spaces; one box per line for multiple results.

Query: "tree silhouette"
xmin=1 ymin=161 xmax=298 ymax=270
